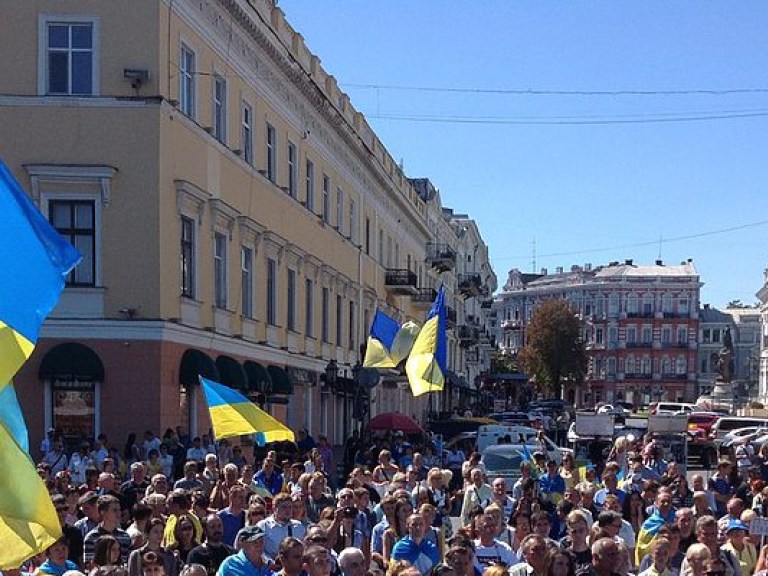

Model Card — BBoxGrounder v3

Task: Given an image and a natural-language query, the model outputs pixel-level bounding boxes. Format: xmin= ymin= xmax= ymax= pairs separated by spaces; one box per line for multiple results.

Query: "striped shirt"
xmin=82 ymin=525 xmax=132 ymax=566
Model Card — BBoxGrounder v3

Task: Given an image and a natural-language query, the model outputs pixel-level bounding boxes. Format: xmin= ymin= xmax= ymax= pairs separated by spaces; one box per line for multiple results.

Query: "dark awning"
xmin=266 ymin=395 xmax=290 ymax=405
xmin=244 ymin=360 xmax=272 ymax=393
xmin=39 ymin=342 xmax=105 ymax=380
xmin=179 ymin=349 xmax=219 ymax=387
xmin=216 ymin=355 xmax=248 ymax=392
xmin=267 ymin=365 xmax=294 ymax=395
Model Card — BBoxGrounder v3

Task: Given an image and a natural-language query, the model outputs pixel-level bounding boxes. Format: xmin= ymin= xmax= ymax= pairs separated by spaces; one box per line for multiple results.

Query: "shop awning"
xmin=267 ymin=365 xmax=294 ymax=395
xmin=215 ymin=355 xmax=248 ymax=392
xmin=244 ymin=360 xmax=272 ymax=393
xmin=179 ymin=349 xmax=219 ymax=387
xmin=39 ymin=342 xmax=105 ymax=380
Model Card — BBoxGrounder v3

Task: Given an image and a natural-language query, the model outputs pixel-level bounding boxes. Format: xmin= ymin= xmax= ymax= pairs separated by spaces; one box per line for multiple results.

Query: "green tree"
xmin=518 ymin=299 xmax=587 ymax=399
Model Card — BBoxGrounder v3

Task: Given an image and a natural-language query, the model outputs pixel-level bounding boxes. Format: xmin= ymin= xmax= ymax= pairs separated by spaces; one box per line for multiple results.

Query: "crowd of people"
xmin=9 ymin=424 xmax=768 ymax=576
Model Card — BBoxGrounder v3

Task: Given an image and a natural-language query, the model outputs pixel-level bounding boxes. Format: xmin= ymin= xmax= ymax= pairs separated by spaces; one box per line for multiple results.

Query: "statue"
xmin=716 ymin=327 xmax=735 ymax=383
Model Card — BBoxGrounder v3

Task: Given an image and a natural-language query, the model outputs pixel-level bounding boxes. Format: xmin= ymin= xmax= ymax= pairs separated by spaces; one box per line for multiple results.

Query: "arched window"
xmin=641 ymin=356 xmax=652 ymax=375
xmin=676 ymin=355 xmax=687 ymax=374
xmin=625 ymin=355 xmax=636 ymax=374
xmin=39 ymin=342 xmax=104 ymax=447
xmin=661 ymin=356 xmax=672 ymax=375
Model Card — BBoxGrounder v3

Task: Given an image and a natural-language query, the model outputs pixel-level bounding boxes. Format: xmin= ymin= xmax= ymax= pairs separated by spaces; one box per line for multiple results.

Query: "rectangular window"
xmin=365 ymin=217 xmax=371 ymax=254
xmin=212 ymin=75 xmax=227 ymax=142
xmin=322 ymin=175 xmax=330 ymax=223
xmin=266 ymin=123 xmax=276 ymax=182
xmin=378 ymin=229 xmax=384 ymax=263
xmin=677 ymin=327 xmax=687 ymax=344
xmin=595 ymin=328 xmax=604 ymax=345
xmin=321 ymin=287 xmax=329 ymax=342
xmin=214 ymin=233 xmax=227 ymax=309
xmin=305 ymin=278 xmax=314 ymax=337
xmin=702 ymin=328 xmax=711 ymax=343
xmin=46 ymin=22 xmax=94 ymax=95
xmin=662 ymin=326 xmax=672 ymax=343
xmin=241 ymin=246 xmax=253 ymax=317
xmin=642 ymin=326 xmax=652 ymax=344
xmin=180 ymin=44 xmax=196 ymax=117
xmin=241 ymin=102 xmax=253 ymax=164
xmin=336 ymin=294 xmax=343 ymax=345
xmin=626 ymin=326 xmax=636 ymax=343
xmin=266 ymin=258 xmax=277 ymax=325
xmin=50 ymin=200 xmax=95 ymax=286
xmin=336 ymin=188 xmax=344 ymax=233
xmin=181 ymin=216 xmax=195 ymax=298
xmin=305 ymin=159 xmax=315 ymax=211
xmin=287 ymin=269 xmax=296 ymax=331
xmin=287 ymin=142 xmax=297 ymax=198
xmin=348 ymin=301 xmax=356 ymax=350
xmin=349 ymin=198 xmax=357 ymax=243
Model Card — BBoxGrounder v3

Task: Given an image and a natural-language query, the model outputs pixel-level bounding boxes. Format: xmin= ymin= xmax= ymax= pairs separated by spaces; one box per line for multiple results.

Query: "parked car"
xmin=596 ymin=404 xmax=630 ymax=423
xmin=481 ymin=445 xmax=524 ymax=492
xmin=722 ymin=426 xmax=768 ymax=447
xmin=487 ymin=412 xmax=533 ymax=426
xmin=650 ymin=402 xmax=697 ymax=416
xmin=712 ymin=417 xmax=768 ymax=442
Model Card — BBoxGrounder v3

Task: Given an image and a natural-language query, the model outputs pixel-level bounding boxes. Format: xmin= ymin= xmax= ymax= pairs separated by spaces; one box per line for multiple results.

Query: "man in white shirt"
xmin=474 ymin=512 xmax=517 ymax=570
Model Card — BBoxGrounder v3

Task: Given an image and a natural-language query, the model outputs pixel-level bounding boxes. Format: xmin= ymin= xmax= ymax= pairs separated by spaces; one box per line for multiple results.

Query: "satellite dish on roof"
xmin=356 ymin=367 xmax=381 ymax=389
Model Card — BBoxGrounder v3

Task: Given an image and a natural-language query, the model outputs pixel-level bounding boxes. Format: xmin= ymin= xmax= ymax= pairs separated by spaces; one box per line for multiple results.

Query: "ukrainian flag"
xmin=634 ymin=509 xmax=674 ymax=566
xmin=0 ymin=383 xmax=29 ymax=453
xmin=0 ymin=158 xmax=80 ymax=388
xmin=363 ymin=310 xmax=421 ymax=369
xmin=200 ymin=377 xmax=295 ymax=443
xmin=405 ymin=286 xmax=447 ymax=397
xmin=0 ymin=420 xmax=62 ymax=569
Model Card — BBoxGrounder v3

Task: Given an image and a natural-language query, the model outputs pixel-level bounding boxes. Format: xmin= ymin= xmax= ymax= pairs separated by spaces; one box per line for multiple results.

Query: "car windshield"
xmin=483 ymin=452 xmax=524 ymax=473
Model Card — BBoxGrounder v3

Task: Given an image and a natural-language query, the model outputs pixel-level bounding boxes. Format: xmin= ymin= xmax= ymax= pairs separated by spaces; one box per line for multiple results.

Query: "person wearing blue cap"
xmin=722 ymin=519 xmax=757 ymax=576
xmin=216 ymin=525 xmax=274 ymax=576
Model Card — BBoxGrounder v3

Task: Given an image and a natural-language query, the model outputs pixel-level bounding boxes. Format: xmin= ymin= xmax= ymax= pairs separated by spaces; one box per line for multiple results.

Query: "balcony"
xmin=625 ymin=341 xmax=653 ymax=349
xmin=501 ymin=319 xmax=522 ymax=331
xmin=663 ymin=311 xmax=690 ymax=319
xmin=458 ymin=325 xmax=480 ymax=348
xmin=384 ymin=269 xmax=418 ymax=295
xmin=426 ymin=242 xmax=457 ymax=273
xmin=624 ymin=373 xmax=652 ymax=380
xmin=458 ymin=273 xmax=483 ymax=298
xmin=411 ymin=287 xmax=437 ymax=308
xmin=662 ymin=342 xmax=688 ymax=349
xmin=627 ymin=311 xmax=655 ymax=319
xmin=661 ymin=373 xmax=689 ymax=380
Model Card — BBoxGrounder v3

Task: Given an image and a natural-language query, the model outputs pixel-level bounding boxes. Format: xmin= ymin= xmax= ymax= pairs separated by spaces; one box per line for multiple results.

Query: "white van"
xmin=650 ymin=402 xmax=697 ymax=415
xmin=476 ymin=424 xmax=569 ymax=462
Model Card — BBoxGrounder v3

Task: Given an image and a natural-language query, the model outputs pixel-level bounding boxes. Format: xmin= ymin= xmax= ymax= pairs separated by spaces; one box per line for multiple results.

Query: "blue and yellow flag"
xmin=0 ymin=158 xmax=80 ymax=388
xmin=0 ymin=383 xmax=29 ymax=453
xmin=634 ymin=509 xmax=675 ymax=566
xmin=405 ymin=286 xmax=447 ymax=397
xmin=0 ymin=420 xmax=62 ymax=569
xmin=200 ymin=377 xmax=295 ymax=443
xmin=363 ymin=310 xmax=421 ymax=369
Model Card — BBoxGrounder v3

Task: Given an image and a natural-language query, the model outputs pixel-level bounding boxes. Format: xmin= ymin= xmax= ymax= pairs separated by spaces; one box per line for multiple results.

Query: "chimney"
xmin=556 ymin=266 xmax=563 ymax=274
xmin=584 ymin=263 xmax=592 ymax=271
xmin=541 ymin=267 xmax=548 ymax=275
xmin=625 ymin=259 xmax=633 ymax=266
xmin=704 ymin=304 xmax=710 ymax=310
xmin=655 ymin=259 xmax=663 ymax=266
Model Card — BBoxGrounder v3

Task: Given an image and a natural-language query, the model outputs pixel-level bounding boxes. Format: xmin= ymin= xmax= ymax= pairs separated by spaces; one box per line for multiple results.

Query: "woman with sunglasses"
xmin=166 ymin=514 xmax=199 ymax=567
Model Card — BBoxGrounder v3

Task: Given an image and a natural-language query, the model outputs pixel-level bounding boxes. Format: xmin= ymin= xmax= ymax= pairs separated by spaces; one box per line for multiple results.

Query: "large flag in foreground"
xmin=0 ymin=420 xmax=62 ymax=569
xmin=0 ymin=383 xmax=29 ymax=453
xmin=0 ymin=158 xmax=81 ymax=388
xmin=200 ymin=377 xmax=295 ymax=443
xmin=0 ymin=157 xmax=78 ymax=567
xmin=362 ymin=310 xmax=420 ymax=369
xmin=405 ymin=286 xmax=447 ymax=396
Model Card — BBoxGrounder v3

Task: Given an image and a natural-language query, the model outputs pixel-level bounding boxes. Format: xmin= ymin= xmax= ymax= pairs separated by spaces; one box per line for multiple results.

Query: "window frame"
xmin=179 ymin=43 xmax=196 ymax=118
xmin=322 ymin=174 xmax=330 ymax=223
xmin=305 ymin=278 xmax=314 ymax=337
xmin=241 ymin=246 xmax=253 ymax=318
xmin=305 ymin=158 xmax=315 ymax=211
xmin=336 ymin=187 xmax=344 ymax=233
xmin=213 ymin=232 xmax=228 ymax=309
xmin=266 ymin=257 xmax=277 ymax=326
xmin=321 ymin=287 xmax=329 ymax=343
xmin=181 ymin=216 xmax=196 ymax=298
xmin=49 ymin=199 xmax=96 ymax=286
xmin=287 ymin=268 xmax=297 ymax=332
xmin=287 ymin=141 xmax=297 ymax=198
xmin=212 ymin=74 xmax=227 ymax=143
xmin=241 ymin=100 xmax=253 ymax=165
xmin=266 ymin=122 xmax=277 ymax=183
xmin=38 ymin=14 xmax=100 ymax=96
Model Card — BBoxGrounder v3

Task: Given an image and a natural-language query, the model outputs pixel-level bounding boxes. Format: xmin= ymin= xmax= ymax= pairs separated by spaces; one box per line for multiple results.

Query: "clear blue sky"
xmin=280 ymin=1 xmax=768 ymax=308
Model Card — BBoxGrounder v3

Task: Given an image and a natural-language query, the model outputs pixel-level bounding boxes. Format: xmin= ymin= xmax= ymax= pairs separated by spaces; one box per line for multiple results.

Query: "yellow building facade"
xmin=1 ymin=0 xmax=495 ymax=452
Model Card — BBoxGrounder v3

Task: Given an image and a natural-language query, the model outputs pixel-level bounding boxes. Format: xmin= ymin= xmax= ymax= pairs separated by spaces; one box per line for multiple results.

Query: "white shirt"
xmin=257 ymin=515 xmax=307 ymax=560
xmin=474 ymin=539 xmax=517 ymax=570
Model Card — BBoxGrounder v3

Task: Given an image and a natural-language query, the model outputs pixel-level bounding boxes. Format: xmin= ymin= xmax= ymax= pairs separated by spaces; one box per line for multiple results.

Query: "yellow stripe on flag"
xmin=0 ymin=420 xmax=61 ymax=569
xmin=209 ymin=402 xmax=295 ymax=442
xmin=405 ymin=315 xmax=445 ymax=397
xmin=0 ymin=321 xmax=34 ymax=390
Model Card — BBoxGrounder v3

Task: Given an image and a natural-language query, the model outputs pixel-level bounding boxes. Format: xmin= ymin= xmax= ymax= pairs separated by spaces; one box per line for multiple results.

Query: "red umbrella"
xmin=367 ymin=412 xmax=424 ymax=434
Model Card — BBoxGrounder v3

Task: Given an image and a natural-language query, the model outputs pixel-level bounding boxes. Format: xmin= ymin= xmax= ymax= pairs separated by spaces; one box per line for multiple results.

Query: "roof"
xmin=593 ymin=262 xmax=698 ymax=279
xmin=699 ymin=307 xmax=732 ymax=323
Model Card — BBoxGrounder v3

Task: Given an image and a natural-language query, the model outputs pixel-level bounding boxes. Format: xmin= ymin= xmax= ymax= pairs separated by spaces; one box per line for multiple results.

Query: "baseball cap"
xmin=239 ymin=525 xmax=266 ymax=542
xmin=726 ymin=520 xmax=748 ymax=534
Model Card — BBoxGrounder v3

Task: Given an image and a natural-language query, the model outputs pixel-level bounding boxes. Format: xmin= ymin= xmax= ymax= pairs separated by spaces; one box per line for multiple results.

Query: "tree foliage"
xmin=518 ymin=299 xmax=587 ymax=399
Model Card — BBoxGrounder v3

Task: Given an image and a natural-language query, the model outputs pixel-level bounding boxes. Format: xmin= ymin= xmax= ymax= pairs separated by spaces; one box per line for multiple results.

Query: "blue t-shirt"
xmin=218 ymin=507 xmax=246 ymax=546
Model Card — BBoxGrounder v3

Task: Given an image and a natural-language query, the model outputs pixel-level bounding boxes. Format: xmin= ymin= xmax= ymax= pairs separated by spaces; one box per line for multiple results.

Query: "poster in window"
xmin=53 ymin=389 xmax=95 ymax=442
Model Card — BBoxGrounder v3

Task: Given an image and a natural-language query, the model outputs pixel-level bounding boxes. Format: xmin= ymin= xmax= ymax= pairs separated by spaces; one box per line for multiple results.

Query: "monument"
xmin=711 ymin=327 xmax=737 ymax=406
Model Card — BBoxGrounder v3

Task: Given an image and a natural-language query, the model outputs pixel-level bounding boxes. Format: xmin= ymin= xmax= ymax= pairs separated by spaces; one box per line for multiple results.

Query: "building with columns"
xmin=0 ymin=0 xmax=495 ymax=451
xmin=493 ymin=259 xmax=701 ymax=407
